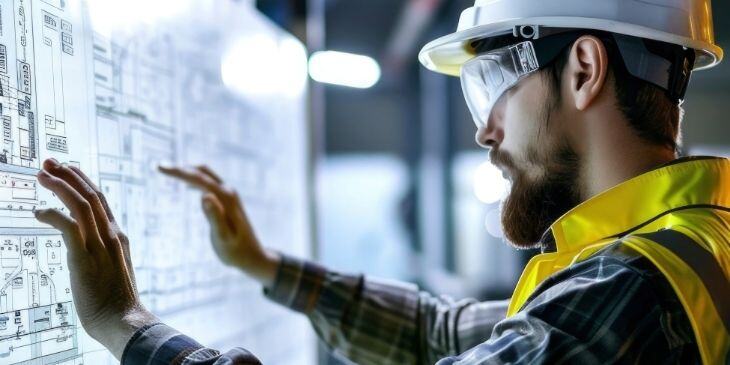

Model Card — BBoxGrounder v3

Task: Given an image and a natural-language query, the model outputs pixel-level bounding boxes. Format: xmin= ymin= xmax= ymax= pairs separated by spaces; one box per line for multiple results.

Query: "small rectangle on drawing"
xmin=3 ymin=116 xmax=10 ymax=139
xmin=61 ymin=32 xmax=72 ymax=46
xmin=1 ymin=256 xmax=19 ymax=268
xmin=17 ymin=61 xmax=31 ymax=94
xmin=28 ymin=112 xmax=36 ymax=159
xmin=44 ymin=37 xmax=52 ymax=46
xmin=46 ymin=134 xmax=67 ymax=153
xmin=62 ymin=43 xmax=73 ymax=56
xmin=43 ymin=11 xmax=58 ymax=30
xmin=1 ymin=241 xmax=20 ymax=268
xmin=0 ymin=44 xmax=6 ymax=73
xmin=19 ymin=129 xmax=29 ymax=148
xmin=55 ymin=120 xmax=66 ymax=135
xmin=12 ymin=179 xmax=37 ymax=200
xmin=45 ymin=114 xmax=55 ymax=129
xmin=0 ymin=75 xmax=9 ymax=96
xmin=61 ymin=20 xmax=72 ymax=32
xmin=12 ymin=177 xmax=36 ymax=190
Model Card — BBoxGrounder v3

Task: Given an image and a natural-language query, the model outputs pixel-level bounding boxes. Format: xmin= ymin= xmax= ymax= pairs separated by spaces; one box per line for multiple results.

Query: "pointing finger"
xmin=37 ymin=169 xmax=104 ymax=252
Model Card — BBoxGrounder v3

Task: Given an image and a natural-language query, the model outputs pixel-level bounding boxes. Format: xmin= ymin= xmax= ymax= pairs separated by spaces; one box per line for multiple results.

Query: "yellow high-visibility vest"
xmin=507 ymin=156 xmax=729 ymax=364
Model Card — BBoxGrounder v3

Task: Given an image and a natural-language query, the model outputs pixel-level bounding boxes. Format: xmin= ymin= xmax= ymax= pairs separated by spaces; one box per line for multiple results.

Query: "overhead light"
xmin=473 ymin=160 xmax=509 ymax=204
xmin=308 ymin=51 xmax=380 ymax=89
xmin=221 ymin=35 xmax=308 ymax=99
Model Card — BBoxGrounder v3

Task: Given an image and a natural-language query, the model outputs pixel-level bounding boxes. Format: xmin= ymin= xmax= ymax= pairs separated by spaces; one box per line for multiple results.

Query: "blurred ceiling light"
xmin=278 ymin=37 xmax=310 ymax=97
xmin=221 ymin=35 xmax=308 ymax=99
xmin=308 ymin=51 xmax=381 ymax=88
xmin=473 ymin=160 xmax=509 ymax=204
xmin=484 ymin=207 xmax=504 ymax=239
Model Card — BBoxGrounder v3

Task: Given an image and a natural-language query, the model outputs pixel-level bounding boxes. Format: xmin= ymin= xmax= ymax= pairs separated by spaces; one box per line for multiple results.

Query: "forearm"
xmin=264 ymin=254 xmax=508 ymax=364
xmin=265 ymin=255 xmax=421 ymax=364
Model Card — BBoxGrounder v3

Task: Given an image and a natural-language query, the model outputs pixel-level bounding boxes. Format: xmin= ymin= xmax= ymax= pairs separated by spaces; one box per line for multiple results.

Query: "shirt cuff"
xmin=263 ymin=254 xmax=327 ymax=314
xmin=121 ymin=323 xmax=208 ymax=365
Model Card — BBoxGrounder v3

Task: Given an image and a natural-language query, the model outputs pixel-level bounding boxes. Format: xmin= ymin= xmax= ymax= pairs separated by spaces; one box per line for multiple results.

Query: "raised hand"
xmin=158 ymin=165 xmax=280 ymax=288
xmin=34 ymin=158 xmax=157 ymax=359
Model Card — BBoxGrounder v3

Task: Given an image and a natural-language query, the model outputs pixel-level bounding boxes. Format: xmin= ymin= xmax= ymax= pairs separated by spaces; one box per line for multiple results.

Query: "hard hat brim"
xmin=418 ymin=17 xmax=724 ymax=77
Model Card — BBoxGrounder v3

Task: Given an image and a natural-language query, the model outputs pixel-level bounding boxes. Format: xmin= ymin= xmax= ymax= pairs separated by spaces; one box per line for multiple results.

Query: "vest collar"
xmin=541 ymin=156 xmax=729 ymax=254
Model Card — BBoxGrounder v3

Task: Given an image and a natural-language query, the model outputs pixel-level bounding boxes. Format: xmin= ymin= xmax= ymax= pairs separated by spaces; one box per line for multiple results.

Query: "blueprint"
xmin=0 ymin=0 xmax=313 ymax=364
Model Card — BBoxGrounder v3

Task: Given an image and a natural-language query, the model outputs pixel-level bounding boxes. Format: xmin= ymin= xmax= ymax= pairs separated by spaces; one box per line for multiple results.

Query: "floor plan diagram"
xmin=0 ymin=0 xmax=313 ymax=364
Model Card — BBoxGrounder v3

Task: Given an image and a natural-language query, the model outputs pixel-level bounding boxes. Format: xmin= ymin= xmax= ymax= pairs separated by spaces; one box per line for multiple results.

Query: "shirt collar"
xmin=540 ymin=156 xmax=729 ymax=254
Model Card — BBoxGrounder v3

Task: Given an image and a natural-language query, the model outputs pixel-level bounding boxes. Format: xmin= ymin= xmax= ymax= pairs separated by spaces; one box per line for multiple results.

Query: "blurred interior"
xmin=255 ymin=1 xmax=730 ymax=363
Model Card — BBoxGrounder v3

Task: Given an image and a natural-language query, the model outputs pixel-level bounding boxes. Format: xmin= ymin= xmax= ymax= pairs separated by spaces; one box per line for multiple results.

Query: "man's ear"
xmin=566 ymin=35 xmax=609 ymax=111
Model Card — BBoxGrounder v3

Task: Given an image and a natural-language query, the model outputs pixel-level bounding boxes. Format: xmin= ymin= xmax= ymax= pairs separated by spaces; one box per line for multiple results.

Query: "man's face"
xmin=476 ymin=72 xmax=582 ymax=249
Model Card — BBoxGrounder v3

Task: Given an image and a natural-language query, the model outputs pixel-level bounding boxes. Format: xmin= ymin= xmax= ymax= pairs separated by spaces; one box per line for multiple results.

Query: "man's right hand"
xmin=158 ymin=165 xmax=280 ymax=288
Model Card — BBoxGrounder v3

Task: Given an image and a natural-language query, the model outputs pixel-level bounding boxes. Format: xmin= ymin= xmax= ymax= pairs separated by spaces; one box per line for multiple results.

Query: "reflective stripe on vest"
xmin=636 ymin=230 xmax=730 ymax=332
xmin=620 ymin=229 xmax=729 ymax=365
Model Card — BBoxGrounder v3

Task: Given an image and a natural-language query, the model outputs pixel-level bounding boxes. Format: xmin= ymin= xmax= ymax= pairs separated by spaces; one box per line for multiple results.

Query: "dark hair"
xmin=541 ymin=32 xmax=682 ymax=152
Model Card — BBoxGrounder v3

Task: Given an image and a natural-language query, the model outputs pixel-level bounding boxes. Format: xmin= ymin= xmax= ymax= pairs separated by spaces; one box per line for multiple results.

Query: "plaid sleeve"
xmin=121 ymin=323 xmax=261 ymax=365
xmin=264 ymin=255 xmax=509 ymax=365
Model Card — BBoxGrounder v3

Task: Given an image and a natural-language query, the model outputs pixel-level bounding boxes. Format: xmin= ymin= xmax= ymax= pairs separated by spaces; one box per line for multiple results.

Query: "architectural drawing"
xmin=0 ymin=0 xmax=313 ymax=364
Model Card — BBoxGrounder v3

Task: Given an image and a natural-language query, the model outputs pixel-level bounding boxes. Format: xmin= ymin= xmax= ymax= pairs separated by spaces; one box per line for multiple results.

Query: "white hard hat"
xmin=419 ymin=0 xmax=724 ymax=77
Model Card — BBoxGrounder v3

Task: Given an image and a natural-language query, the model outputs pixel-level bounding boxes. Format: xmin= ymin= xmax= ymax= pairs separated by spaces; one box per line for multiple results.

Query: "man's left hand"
xmin=34 ymin=158 xmax=157 ymax=359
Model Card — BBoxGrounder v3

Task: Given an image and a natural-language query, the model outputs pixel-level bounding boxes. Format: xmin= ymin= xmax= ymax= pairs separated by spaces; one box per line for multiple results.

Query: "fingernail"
xmin=47 ymin=158 xmax=59 ymax=167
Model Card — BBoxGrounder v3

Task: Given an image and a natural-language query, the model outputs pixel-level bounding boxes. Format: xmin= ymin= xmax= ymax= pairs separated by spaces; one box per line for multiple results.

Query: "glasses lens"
xmin=483 ymin=59 xmax=504 ymax=87
xmin=460 ymin=40 xmax=539 ymax=129
xmin=461 ymin=57 xmax=504 ymax=128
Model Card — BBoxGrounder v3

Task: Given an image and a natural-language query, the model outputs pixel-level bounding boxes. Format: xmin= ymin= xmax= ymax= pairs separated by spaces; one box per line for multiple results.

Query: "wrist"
xmin=90 ymin=305 xmax=159 ymax=360
xmin=239 ymin=249 xmax=281 ymax=289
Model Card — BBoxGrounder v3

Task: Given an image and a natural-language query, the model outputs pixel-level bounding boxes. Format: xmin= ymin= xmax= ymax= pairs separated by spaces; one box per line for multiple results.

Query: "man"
xmin=33 ymin=0 xmax=728 ymax=364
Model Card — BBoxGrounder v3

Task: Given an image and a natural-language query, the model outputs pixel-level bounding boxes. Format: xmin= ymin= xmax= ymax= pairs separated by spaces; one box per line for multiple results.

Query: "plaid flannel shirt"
xmin=121 ymin=241 xmax=700 ymax=364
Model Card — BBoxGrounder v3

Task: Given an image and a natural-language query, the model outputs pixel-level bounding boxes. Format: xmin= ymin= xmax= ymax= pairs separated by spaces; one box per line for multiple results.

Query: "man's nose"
xmin=475 ymin=94 xmax=506 ymax=149
xmin=475 ymin=112 xmax=504 ymax=149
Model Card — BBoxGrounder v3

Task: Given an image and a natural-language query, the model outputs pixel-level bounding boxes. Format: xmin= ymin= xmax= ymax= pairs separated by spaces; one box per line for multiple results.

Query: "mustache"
xmin=489 ymin=148 xmax=516 ymax=172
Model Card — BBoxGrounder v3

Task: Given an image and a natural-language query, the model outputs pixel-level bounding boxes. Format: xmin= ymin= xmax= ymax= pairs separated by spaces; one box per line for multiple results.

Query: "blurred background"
xmin=255 ymin=1 xmax=730 ymax=363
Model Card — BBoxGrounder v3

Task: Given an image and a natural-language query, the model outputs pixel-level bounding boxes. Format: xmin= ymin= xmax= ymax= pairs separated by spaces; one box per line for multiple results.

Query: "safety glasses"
xmin=460 ymin=29 xmax=692 ymax=129
xmin=460 ymin=40 xmax=540 ymax=128
xmin=461 ymin=30 xmax=591 ymax=128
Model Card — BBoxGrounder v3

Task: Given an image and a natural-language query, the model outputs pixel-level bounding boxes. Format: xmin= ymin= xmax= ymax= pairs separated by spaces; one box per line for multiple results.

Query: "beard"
xmin=490 ymin=94 xmax=582 ymax=249
xmin=493 ymin=145 xmax=581 ymax=249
